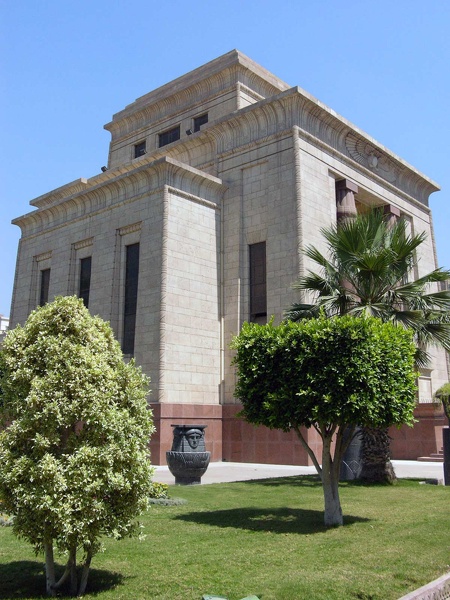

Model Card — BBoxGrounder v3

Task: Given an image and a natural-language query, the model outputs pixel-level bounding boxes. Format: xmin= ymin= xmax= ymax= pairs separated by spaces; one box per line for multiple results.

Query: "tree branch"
xmin=51 ymin=546 xmax=77 ymax=592
xmin=312 ymin=423 xmax=323 ymax=439
xmin=293 ymin=425 xmax=322 ymax=477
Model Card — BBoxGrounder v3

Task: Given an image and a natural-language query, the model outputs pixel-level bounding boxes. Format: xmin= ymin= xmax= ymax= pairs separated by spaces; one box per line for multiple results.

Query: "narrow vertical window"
xmin=249 ymin=242 xmax=267 ymax=324
xmin=122 ymin=243 xmax=140 ymax=355
xmin=79 ymin=256 xmax=92 ymax=308
xmin=39 ymin=269 xmax=50 ymax=306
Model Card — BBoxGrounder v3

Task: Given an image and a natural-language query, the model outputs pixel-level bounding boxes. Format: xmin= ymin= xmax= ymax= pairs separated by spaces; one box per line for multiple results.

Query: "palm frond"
xmin=283 ymin=303 xmax=321 ymax=321
xmin=414 ymin=346 xmax=431 ymax=369
xmin=303 ymin=245 xmax=335 ymax=270
xmin=414 ymin=320 xmax=450 ymax=351
xmin=286 ymin=208 xmax=450 ymax=360
xmin=292 ymin=272 xmax=338 ymax=296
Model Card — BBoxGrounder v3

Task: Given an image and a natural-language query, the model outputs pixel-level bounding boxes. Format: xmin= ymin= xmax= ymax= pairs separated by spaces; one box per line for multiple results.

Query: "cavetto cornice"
xmin=101 ymin=50 xmax=438 ymax=206
xmin=104 ymin=50 xmax=289 ymax=139
xmin=13 ymin=157 xmax=226 ymax=238
xmin=20 ymin=52 xmax=439 ymax=235
xmin=204 ymin=87 xmax=440 ymax=206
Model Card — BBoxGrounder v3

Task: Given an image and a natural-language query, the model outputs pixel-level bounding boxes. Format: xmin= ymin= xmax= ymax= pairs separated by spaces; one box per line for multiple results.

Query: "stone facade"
xmin=0 ymin=314 xmax=9 ymax=345
xmin=0 ymin=315 xmax=8 ymax=332
xmin=10 ymin=50 xmax=448 ymax=464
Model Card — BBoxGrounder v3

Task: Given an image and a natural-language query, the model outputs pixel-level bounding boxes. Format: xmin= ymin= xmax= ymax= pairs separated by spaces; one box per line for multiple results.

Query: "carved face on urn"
xmin=170 ymin=424 xmax=207 ymax=452
xmin=185 ymin=428 xmax=203 ymax=450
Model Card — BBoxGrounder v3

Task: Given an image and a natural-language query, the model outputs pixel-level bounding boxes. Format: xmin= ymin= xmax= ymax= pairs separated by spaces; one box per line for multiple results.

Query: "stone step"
xmin=417 ymin=454 xmax=444 ymax=462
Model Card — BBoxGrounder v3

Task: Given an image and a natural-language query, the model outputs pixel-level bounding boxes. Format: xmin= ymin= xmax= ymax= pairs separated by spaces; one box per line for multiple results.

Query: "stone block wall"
xmin=162 ymin=189 xmax=221 ymax=405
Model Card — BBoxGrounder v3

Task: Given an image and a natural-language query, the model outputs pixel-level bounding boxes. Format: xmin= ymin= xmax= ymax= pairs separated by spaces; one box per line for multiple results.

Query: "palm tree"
xmin=285 ymin=209 xmax=450 ymax=482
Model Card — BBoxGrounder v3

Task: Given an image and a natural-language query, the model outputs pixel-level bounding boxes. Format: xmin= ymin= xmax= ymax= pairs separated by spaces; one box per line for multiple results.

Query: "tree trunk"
xmin=77 ymin=549 xmax=93 ymax=597
xmin=70 ymin=547 xmax=78 ymax=597
xmin=360 ymin=426 xmax=397 ymax=484
xmin=44 ymin=541 xmax=56 ymax=597
xmin=321 ymin=435 xmax=343 ymax=526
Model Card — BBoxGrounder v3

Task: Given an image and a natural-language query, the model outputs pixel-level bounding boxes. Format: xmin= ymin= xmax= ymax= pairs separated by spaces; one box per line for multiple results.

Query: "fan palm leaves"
xmin=286 ymin=209 xmax=450 ymax=483
xmin=285 ymin=209 xmax=450 ymax=368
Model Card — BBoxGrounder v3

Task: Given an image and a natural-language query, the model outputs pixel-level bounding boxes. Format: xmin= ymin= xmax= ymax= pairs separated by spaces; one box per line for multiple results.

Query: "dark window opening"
xmin=249 ymin=242 xmax=267 ymax=324
xmin=122 ymin=243 xmax=140 ymax=355
xmin=134 ymin=141 xmax=146 ymax=158
xmin=193 ymin=113 xmax=208 ymax=132
xmin=159 ymin=126 xmax=180 ymax=148
xmin=39 ymin=269 xmax=50 ymax=306
xmin=79 ymin=256 xmax=92 ymax=308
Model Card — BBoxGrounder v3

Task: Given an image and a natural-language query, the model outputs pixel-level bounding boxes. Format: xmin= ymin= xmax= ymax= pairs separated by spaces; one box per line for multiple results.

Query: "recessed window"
xmin=158 ymin=126 xmax=180 ymax=148
xmin=134 ymin=141 xmax=146 ymax=158
xmin=39 ymin=269 xmax=50 ymax=306
xmin=122 ymin=243 xmax=140 ymax=355
xmin=193 ymin=113 xmax=208 ymax=132
xmin=79 ymin=257 xmax=92 ymax=308
xmin=249 ymin=242 xmax=267 ymax=324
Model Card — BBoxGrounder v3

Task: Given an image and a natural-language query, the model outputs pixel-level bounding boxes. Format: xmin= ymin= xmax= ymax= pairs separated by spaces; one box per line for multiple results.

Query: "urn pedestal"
xmin=166 ymin=424 xmax=210 ymax=485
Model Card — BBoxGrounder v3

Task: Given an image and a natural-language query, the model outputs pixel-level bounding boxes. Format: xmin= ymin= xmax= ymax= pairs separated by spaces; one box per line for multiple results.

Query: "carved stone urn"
xmin=166 ymin=424 xmax=211 ymax=485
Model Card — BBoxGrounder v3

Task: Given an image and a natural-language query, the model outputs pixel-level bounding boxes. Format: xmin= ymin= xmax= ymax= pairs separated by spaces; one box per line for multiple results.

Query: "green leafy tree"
xmin=434 ymin=382 xmax=450 ymax=424
xmin=231 ymin=315 xmax=417 ymax=526
xmin=285 ymin=210 xmax=450 ymax=482
xmin=0 ymin=296 xmax=154 ymax=597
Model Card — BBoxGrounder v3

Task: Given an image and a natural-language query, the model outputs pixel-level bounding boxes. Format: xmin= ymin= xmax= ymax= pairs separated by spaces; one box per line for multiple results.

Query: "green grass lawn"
xmin=0 ymin=476 xmax=448 ymax=600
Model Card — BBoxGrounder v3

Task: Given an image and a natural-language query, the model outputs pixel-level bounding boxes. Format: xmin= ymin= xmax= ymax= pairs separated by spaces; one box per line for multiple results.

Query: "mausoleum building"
xmin=10 ymin=51 xmax=447 ymax=464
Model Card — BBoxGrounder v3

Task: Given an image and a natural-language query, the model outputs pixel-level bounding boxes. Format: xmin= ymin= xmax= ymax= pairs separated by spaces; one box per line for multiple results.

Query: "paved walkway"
xmin=154 ymin=460 xmax=444 ymax=485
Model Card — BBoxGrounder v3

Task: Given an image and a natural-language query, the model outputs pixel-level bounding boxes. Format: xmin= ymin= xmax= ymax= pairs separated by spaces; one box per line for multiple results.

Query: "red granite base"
xmin=221 ymin=404 xmax=321 ymax=466
xmin=389 ymin=403 xmax=446 ymax=460
xmin=148 ymin=402 xmax=446 ymax=466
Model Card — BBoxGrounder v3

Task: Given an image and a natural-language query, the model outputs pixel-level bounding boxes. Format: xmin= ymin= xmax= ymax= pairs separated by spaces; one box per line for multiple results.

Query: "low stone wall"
xmin=397 ymin=572 xmax=450 ymax=600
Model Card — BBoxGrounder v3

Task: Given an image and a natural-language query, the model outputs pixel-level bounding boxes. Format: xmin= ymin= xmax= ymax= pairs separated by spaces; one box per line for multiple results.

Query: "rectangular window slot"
xmin=134 ymin=141 xmax=146 ymax=158
xmin=158 ymin=126 xmax=180 ymax=148
xmin=122 ymin=243 xmax=140 ymax=355
xmin=249 ymin=242 xmax=267 ymax=324
xmin=39 ymin=269 xmax=50 ymax=306
xmin=79 ymin=256 xmax=92 ymax=308
xmin=193 ymin=113 xmax=208 ymax=132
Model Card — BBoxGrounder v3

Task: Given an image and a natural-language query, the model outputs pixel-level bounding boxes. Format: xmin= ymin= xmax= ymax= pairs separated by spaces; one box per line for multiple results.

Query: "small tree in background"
xmin=231 ymin=315 xmax=417 ymax=527
xmin=0 ymin=296 xmax=154 ymax=596
xmin=285 ymin=210 xmax=450 ymax=483
xmin=434 ymin=382 xmax=450 ymax=424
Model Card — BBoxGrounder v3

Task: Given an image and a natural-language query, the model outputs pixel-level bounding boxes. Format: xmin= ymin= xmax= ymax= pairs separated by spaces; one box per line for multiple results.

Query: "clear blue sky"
xmin=1 ymin=0 xmax=449 ymax=317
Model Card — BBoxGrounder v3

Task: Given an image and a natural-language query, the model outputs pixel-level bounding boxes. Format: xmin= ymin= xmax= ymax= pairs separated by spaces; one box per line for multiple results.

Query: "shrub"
xmin=149 ymin=482 xmax=169 ymax=499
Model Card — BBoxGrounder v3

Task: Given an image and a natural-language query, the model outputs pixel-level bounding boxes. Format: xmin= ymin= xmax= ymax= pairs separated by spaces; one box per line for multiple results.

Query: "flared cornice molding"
xmin=13 ymin=157 xmax=226 ymax=238
xmin=206 ymin=88 xmax=440 ymax=205
xmin=16 ymin=52 xmax=439 ymax=239
xmin=104 ymin=50 xmax=289 ymax=139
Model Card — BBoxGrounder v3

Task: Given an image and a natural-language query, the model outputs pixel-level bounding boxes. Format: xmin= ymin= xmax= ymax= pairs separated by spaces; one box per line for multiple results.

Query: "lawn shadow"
xmin=175 ymin=506 xmax=369 ymax=534
xmin=240 ymin=474 xmax=323 ymax=488
xmin=0 ymin=560 xmax=125 ymax=599
xmin=239 ymin=474 xmax=417 ymax=489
